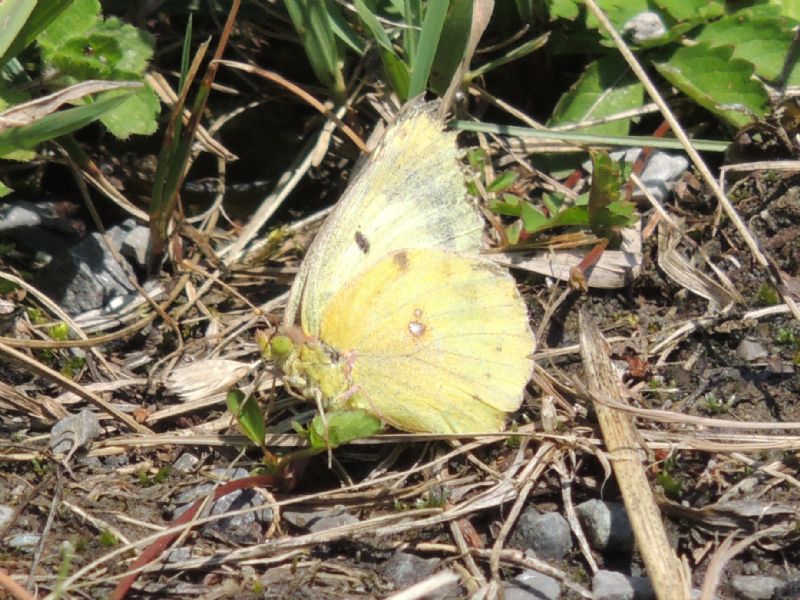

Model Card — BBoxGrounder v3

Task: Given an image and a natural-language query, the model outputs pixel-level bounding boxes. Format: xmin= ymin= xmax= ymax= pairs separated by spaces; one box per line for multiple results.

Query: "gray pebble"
xmin=735 ymin=339 xmax=768 ymax=362
xmin=50 ymin=408 xmax=102 ymax=455
xmin=382 ymin=551 xmax=438 ymax=590
xmin=511 ymin=508 xmax=572 ymax=560
xmin=729 ymin=575 xmax=783 ymax=600
xmin=576 ymin=500 xmax=634 ymax=554
xmin=0 ymin=505 xmax=15 ymax=530
xmin=173 ymin=452 xmax=200 ymax=473
xmin=504 ymin=570 xmax=561 ymax=600
xmin=35 ymin=231 xmax=137 ymax=315
xmin=173 ymin=467 xmax=272 ymax=543
xmin=592 ymin=570 xmax=654 ymax=600
xmin=8 ymin=533 xmax=41 ymax=552
xmin=283 ymin=505 xmax=359 ymax=533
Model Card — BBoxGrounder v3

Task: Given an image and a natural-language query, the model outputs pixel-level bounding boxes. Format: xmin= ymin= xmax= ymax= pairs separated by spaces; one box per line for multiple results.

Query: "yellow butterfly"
xmin=265 ymin=100 xmax=535 ymax=434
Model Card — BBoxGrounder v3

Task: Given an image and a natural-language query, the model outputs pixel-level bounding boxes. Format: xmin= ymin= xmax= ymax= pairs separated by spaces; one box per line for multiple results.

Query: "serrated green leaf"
xmin=100 ymin=84 xmax=159 ymax=138
xmin=655 ymin=0 xmax=723 ymax=22
xmin=93 ymin=17 xmax=154 ymax=73
xmin=694 ymin=15 xmax=800 ymax=86
xmin=769 ymin=0 xmax=800 ymax=20
xmin=587 ymin=150 xmax=635 ymax=244
xmin=54 ymin=33 xmax=122 ymax=79
xmin=548 ymin=56 xmax=644 ymax=136
xmin=226 ymin=389 xmax=266 ymax=447
xmin=0 ymin=90 xmax=133 ymax=157
xmin=547 ymin=0 xmax=580 ymax=21
xmin=654 ymin=43 xmax=769 ymax=127
xmin=585 ymin=0 xmax=649 ymax=31
xmin=37 ymin=0 xmax=100 ymax=54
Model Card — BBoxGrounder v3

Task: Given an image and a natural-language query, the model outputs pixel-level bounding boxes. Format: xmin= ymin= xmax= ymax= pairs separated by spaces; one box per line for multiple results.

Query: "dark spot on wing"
xmin=393 ymin=251 xmax=409 ymax=271
xmin=355 ymin=231 xmax=370 ymax=254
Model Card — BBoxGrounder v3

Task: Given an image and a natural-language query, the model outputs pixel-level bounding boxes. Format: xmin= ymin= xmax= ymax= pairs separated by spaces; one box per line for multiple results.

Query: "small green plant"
xmin=775 ymin=327 xmax=797 ymax=346
xmin=656 ymin=454 xmax=685 ymax=499
xmin=138 ymin=466 xmax=170 ymax=487
xmin=486 ymin=150 xmax=637 ymax=246
xmin=48 ymin=322 xmax=70 ymax=341
xmin=757 ymin=283 xmax=781 ymax=306
xmin=98 ymin=529 xmax=118 ymax=547
xmin=0 ymin=0 xmax=158 ymax=184
xmin=699 ymin=392 xmax=732 ymax=415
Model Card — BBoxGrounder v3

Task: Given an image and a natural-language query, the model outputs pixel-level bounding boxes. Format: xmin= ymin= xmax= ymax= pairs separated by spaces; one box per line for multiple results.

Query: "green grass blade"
xmin=452 ymin=120 xmax=730 ymax=153
xmin=0 ymin=90 xmax=135 ymax=157
xmin=284 ymin=0 xmax=345 ymax=99
xmin=0 ymin=0 xmax=73 ymax=67
xmin=407 ymin=0 xmax=449 ymax=97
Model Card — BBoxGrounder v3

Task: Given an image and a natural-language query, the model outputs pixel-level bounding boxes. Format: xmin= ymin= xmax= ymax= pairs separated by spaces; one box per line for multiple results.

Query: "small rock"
xmin=729 ymin=575 xmax=782 ymax=600
xmin=173 ymin=467 xmax=272 ymax=544
xmin=622 ymin=12 xmax=667 ymax=43
xmin=735 ymin=339 xmax=768 ymax=362
xmin=576 ymin=500 xmax=634 ymax=554
xmin=283 ymin=506 xmax=359 ymax=533
xmin=8 ymin=533 xmax=41 ymax=552
xmin=35 ymin=231 xmax=138 ymax=315
xmin=165 ymin=547 xmax=192 ymax=562
xmin=173 ymin=452 xmax=200 ymax=473
xmin=504 ymin=570 xmax=561 ymax=600
xmin=592 ymin=570 xmax=654 ymax=600
xmin=511 ymin=508 xmax=572 ymax=560
xmin=772 ymin=578 xmax=800 ymax=599
xmin=0 ymin=505 xmax=15 ymax=529
xmin=50 ymin=409 xmax=103 ymax=455
xmin=382 ymin=551 xmax=438 ymax=590
xmin=108 ymin=218 xmax=149 ymax=269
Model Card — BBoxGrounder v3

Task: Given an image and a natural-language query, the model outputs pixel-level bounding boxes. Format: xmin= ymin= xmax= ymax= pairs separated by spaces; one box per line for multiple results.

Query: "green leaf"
xmin=548 ymin=56 xmax=644 ymax=136
xmin=587 ymin=150 xmax=635 ymax=244
xmin=0 ymin=1 xmax=37 ymax=66
xmin=0 ymin=1 xmax=75 ymax=67
xmin=93 ymin=17 xmax=155 ymax=74
xmin=284 ymin=0 xmax=346 ymax=100
xmin=308 ymin=410 xmax=383 ymax=449
xmin=769 ymin=0 xmax=800 ymax=20
xmin=654 ymin=43 xmax=769 ymax=128
xmin=226 ymin=389 xmax=266 ymax=447
xmin=0 ymin=90 xmax=134 ymax=157
xmin=37 ymin=0 xmax=100 ymax=54
xmin=54 ymin=33 xmax=123 ymax=79
xmin=546 ymin=0 xmax=580 ymax=21
xmin=655 ymin=0 xmax=724 ymax=22
xmin=100 ymin=84 xmax=159 ymax=138
xmin=0 ymin=181 xmax=11 ymax=197
xmin=487 ymin=171 xmax=519 ymax=193
xmin=520 ymin=203 xmax=548 ymax=232
xmin=355 ymin=0 xmax=410 ymax=98
xmin=407 ymin=0 xmax=450 ymax=98
xmin=428 ymin=0 xmax=472 ymax=95
xmin=694 ymin=15 xmax=800 ymax=85
xmin=489 ymin=193 xmax=524 ymax=217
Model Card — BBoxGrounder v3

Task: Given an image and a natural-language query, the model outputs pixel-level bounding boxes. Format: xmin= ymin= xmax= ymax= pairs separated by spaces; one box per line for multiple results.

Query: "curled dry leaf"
xmin=166 ymin=359 xmax=253 ymax=402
